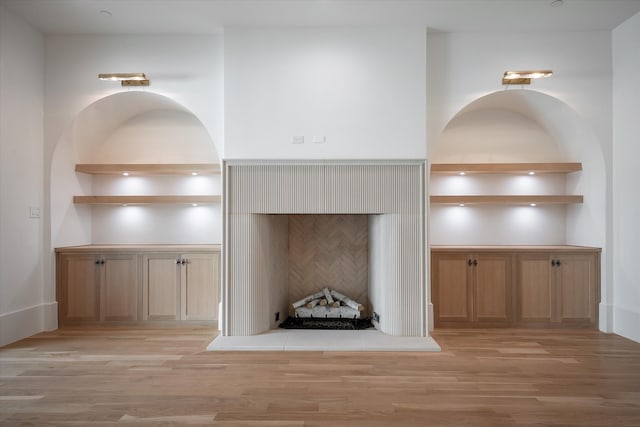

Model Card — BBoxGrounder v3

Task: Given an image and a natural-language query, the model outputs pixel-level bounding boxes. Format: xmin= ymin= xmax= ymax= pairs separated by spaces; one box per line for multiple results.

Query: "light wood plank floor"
xmin=1 ymin=326 xmax=640 ymax=426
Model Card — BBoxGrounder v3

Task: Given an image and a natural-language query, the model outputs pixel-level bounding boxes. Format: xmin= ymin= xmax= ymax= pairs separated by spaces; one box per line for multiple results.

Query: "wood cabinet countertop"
xmin=55 ymin=244 xmax=221 ymax=253
xmin=431 ymin=245 xmax=601 ymax=253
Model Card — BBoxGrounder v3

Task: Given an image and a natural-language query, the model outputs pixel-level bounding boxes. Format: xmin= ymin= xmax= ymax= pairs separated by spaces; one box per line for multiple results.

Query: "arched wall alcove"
xmin=430 ymin=88 xmax=608 ymax=329
xmin=50 ymin=91 xmax=221 ymax=248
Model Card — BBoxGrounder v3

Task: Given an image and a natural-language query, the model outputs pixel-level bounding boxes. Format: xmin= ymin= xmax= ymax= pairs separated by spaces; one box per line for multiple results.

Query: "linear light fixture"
xmin=502 ymin=70 xmax=552 ymax=85
xmin=98 ymin=73 xmax=149 ymax=86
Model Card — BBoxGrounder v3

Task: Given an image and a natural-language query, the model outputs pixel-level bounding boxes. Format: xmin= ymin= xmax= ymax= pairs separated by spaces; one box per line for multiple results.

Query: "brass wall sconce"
xmin=502 ymin=70 xmax=552 ymax=85
xmin=98 ymin=73 xmax=150 ymax=86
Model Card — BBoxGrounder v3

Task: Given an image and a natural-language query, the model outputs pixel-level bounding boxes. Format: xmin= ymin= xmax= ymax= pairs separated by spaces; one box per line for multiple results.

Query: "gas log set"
xmin=280 ymin=288 xmax=372 ymax=330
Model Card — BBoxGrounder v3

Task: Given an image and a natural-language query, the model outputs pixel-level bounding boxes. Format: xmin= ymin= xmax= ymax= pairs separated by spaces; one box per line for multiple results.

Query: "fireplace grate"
xmin=279 ymin=316 xmax=373 ymax=330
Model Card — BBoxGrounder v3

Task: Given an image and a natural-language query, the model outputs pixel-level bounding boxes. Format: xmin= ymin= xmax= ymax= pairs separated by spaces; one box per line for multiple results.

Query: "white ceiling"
xmin=2 ymin=0 xmax=640 ymax=35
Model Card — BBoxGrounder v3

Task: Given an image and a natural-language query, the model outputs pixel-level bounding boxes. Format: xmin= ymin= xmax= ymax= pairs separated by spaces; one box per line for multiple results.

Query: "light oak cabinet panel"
xmin=101 ymin=255 xmax=138 ymax=321
xmin=142 ymin=252 xmax=219 ymax=321
xmin=432 ymin=254 xmax=472 ymax=324
xmin=474 ymin=254 xmax=513 ymax=324
xmin=517 ymin=255 xmax=554 ymax=323
xmin=556 ymin=254 xmax=598 ymax=325
xmin=182 ymin=253 xmax=219 ymax=321
xmin=143 ymin=255 xmax=181 ymax=320
xmin=57 ymin=253 xmax=138 ymax=324
xmin=58 ymin=254 xmax=100 ymax=322
xmin=432 ymin=251 xmax=513 ymax=327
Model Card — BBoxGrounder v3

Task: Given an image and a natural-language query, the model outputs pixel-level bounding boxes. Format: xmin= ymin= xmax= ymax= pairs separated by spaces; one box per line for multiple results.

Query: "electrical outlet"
xmin=29 ymin=206 xmax=41 ymax=219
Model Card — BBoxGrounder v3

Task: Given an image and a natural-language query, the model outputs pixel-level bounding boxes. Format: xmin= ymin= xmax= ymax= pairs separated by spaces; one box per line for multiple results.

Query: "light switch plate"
xmin=312 ymin=135 xmax=326 ymax=144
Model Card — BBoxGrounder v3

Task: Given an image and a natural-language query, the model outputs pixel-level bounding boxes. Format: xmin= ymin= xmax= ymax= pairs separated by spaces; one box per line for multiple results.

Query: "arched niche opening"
xmin=51 ymin=91 xmax=221 ymax=248
xmin=431 ymin=89 xmax=605 ymax=250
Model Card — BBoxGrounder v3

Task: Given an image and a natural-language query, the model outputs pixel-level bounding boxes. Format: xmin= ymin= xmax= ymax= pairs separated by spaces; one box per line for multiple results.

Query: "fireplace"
xmin=220 ymin=160 xmax=428 ymax=337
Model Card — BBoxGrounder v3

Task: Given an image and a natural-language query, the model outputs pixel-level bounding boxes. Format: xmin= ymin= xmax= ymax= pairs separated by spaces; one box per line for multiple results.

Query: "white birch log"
xmin=330 ymin=290 xmax=364 ymax=312
xmin=318 ymin=299 xmax=328 ymax=306
xmin=322 ymin=287 xmax=334 ymax=304
xmin=292 ymin=291 xmax=325 ymax=309
xmin=305 ymin=298 xmax=321 ymax=309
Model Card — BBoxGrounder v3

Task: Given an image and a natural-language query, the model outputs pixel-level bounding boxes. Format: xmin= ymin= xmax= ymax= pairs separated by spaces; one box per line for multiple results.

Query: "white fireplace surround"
xmin=220 ymin=159 xmax=428 ymax=337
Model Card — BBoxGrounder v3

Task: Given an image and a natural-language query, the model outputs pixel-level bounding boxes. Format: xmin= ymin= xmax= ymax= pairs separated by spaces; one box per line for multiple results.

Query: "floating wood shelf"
xmin=75 ymin=163 xmax=221 ymax=176
xmin=430 ymin=195 xmax=583 ymax=205
xmin=430 ymin=162 xmax=582 ymax=174
xmin=73 ymin=195 xmax=221 ymax=205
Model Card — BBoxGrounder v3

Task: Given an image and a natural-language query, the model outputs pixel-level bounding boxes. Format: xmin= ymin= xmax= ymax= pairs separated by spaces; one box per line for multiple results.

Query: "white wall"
xmin=612 ymin=12 xmax=640 ymax=343
xmin=224 ymin=27 xmax=427 ymax=159
xmin=0 ymin=6 xmax=49 ymax=345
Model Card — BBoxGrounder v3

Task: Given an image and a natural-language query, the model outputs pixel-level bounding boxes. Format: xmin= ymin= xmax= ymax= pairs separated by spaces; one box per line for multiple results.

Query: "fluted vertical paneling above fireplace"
xmin=222 ymin=160 xmax=427 ymax=337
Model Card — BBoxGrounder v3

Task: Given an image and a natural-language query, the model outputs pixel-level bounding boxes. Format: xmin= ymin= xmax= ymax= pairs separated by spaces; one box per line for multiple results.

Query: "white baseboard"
xmin=0 ymin=302 xmax=58 ymax=347
xmin=427 ymin=302 xmax=434 ymax=333
xmin=613 ymin=305 xmax=640 ymax=343
xmin=599 ymin=302 xmax=614 ymax=333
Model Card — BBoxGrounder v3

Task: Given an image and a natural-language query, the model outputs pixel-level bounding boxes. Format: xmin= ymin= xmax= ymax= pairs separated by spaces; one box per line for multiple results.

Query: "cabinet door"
xmin=58 ymin=254 xmax=100 ymax=322
xmin=181 ymin=253 xmax=219 ymax=321
xmin=517 ymin=254 xmax=554 ymax=323
xmin=101 ymin=254 xmax=139 ymax=321
xmin=143 ymin=254 xmax=181 ymax=320
xmin=432 ymin=253 xmax=473 ymax=325
xmin=556 ymin=254 xmax=598 ymax=325
xmin=474 ymin=254 xmax=513 ymax=324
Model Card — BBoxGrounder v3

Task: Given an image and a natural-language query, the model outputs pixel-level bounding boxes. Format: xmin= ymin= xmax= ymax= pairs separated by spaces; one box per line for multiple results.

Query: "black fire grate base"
xmin=279 ymin=316 xmax=374 ymax=330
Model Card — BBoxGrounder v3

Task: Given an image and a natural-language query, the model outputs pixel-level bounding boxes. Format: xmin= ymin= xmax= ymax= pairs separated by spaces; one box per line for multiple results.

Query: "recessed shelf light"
xmin=459 ymin=172 xmax=466 ymax=176
xmin=192 ymin=203 xmax=198 ymax=207
xmin=192 ymin=172 xmax=198 ymax=176
xmin=122 ymin=172 xmax=129 ymax=176
xmin=459 ymin=204 xmax=465 ymax=207
xmin=530 ymin=203 xmax=537 ymax=207
xmin=122 ymin=204 xmax=128 ymax=207
xmin=528 ymin=171 xmax=535 ymax=175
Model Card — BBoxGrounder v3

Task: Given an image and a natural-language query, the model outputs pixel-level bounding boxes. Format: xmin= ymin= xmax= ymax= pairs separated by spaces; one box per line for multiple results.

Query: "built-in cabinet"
xmin=517 ymin=252 xmax=599 ymax=326
xmin=432 ymin=246 xmax=600 ymax=328
xmin=432 ymin=251 xmax=513 ymax=327
xmin=56 ymin=245 xmax=220 ymax=325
